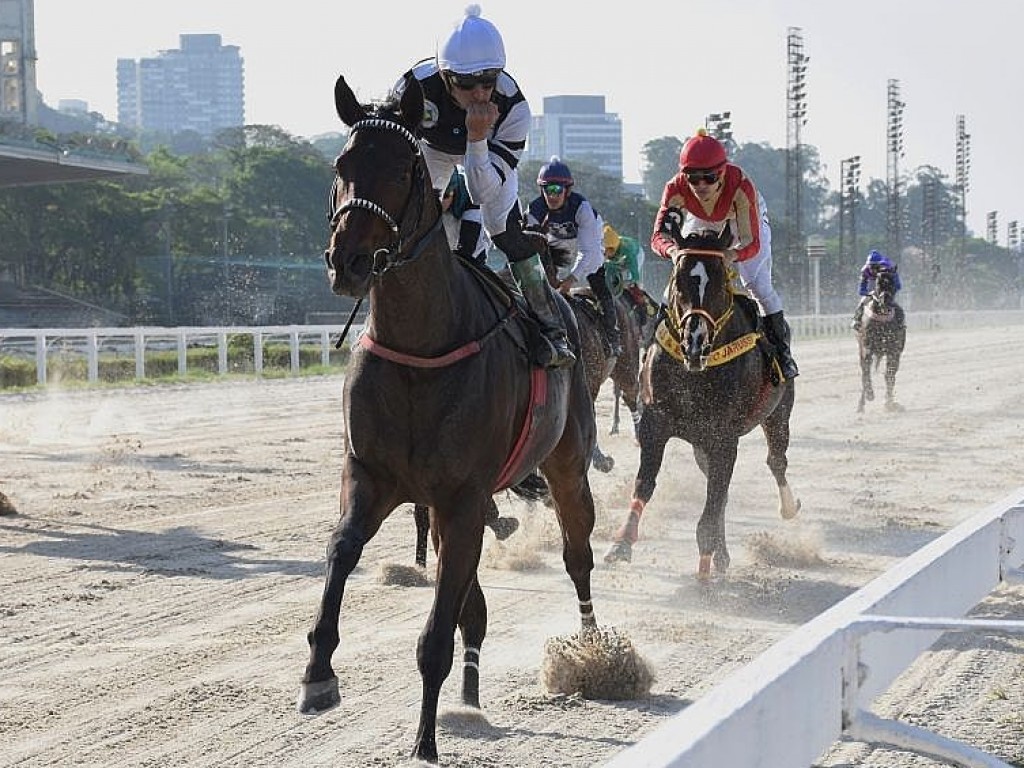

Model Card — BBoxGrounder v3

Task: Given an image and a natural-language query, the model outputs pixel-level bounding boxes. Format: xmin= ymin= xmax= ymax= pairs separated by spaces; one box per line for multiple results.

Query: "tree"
xmin=640 ymin=136 xmax=683 ymax=203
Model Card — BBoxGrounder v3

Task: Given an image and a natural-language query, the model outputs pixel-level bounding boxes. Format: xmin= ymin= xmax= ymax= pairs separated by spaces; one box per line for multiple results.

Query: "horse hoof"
xmin=697 ymin=554 xmax=713 ymax=580
xmin=297 ymin=676 xmax=340 ymax=714
xmin=593 ymin=453 xmax=615 ymax=473
xmin=604 ymin=540 xmax=633 ymax=563
xmin=489 ymin=516 xmax=520 ymax=541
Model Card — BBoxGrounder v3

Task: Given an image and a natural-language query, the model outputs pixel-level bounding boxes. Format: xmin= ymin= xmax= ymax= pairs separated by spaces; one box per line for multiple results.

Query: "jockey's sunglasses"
xmin=447 ymin=70 xmax=500 ymax=90
xmin=542 ymin=183 xmax=566 ymax=196
xmin=685 ymin=170 xmax=721 ymax=185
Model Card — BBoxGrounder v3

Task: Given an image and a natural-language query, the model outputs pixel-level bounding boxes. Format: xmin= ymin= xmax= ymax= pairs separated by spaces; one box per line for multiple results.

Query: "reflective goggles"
xmin=446 ymin=69 xmax=501 ymax=90
xmin=685 ymin=170 xmax=722 ymax=185
xmin=541 ymin=183 xmax=566 ymax=196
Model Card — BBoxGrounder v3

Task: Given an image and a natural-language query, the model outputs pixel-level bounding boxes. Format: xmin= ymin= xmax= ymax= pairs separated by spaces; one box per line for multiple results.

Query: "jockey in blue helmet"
xmin=852 ymin=249 xmax=902 ymax=330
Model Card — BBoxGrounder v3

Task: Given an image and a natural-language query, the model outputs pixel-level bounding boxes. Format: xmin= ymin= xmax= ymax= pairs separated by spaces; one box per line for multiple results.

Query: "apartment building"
xmin=117 ymin=33 xmax=244 ymax=137
xmin=526 ymin=95 xmax=622 ymax=179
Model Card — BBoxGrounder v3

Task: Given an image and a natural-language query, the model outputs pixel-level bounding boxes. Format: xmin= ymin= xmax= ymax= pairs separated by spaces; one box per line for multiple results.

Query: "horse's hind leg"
xmin=763 ymin=381 xmax=801 ymax=521
xmin=610 ymin=381 xmax=622 ymax=435
xmin=543 ymin=458 xmax=598 ymax=630
xmin=413 ymin=504 xmax=430 ymax=568
xmin=592 ymin=443 xmax=615 ymax=473
xmin=299 ymin=461 xmax=395 ymax=715
xmin=457 ymin=575 xmax=487 ymax=708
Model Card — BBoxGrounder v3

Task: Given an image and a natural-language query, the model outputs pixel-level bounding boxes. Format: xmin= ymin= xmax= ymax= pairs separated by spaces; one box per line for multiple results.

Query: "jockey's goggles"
xmin=446 ymin=69 xmax=501 ymax=90
xmin=542 ymin=183 xmax=566 ymax=196
xmin=685 ymin=170 xmax=721 ymax=185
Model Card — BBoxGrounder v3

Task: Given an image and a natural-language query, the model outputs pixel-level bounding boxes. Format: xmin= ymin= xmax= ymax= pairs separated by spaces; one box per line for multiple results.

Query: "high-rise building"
xmin=0 ymin=0 xmax=38 ymax=125
xmin=526 ymin=95 xmax=622 ymax=180
xmin=117 ymin=33 xmax=244 ymax=137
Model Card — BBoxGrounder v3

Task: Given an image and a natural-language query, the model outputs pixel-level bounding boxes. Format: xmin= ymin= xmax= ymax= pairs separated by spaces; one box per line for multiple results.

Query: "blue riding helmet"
xmin=537 ymin=156 xmax=573 ymax=187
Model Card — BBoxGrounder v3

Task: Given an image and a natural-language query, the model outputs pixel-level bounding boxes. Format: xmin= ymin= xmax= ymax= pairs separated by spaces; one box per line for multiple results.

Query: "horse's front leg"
xmin=605 ymin=407 xmax=670 ymax=563
xmin=859 ymin=349 xmax=874 ymax=412
xmin=298 ymin=459 xmax=395 ymax=714
xmin=413 ymin=492 xmax=486 ymax=763
xmin=884 ymin=351 xmax=902 ymax=409
xmin=695 ymin=440 xmax=738 ymax=579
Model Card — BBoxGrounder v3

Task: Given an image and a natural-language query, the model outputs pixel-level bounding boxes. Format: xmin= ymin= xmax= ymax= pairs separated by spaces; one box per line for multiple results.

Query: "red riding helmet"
xmin=679 ymin=128 xmax=727 ymax=171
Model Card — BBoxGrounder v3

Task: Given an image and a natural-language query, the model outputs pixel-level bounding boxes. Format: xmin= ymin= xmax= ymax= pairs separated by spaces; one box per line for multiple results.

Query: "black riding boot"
xmin=587 ymin=268 xmax=623 ymax=357
xmin=763 ymin=311 xmax=799 ymax=380
xmin=509 ymin=254 xmax=575 ymax=368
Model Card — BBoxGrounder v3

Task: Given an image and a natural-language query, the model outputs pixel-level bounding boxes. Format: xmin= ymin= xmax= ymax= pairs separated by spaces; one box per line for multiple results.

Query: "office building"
xmin=526 ymin=95 xmax=622 ymax=179
xmin=117 ymin=33 xmax=244 ymax=137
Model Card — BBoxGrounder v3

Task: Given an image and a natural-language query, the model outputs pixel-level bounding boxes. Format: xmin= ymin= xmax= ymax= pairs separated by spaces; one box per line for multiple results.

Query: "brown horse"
xmin=297 ymin=76 xmax=599 ymax=764
xmin=604 ymin=235 xmax=800 ymax=579
xmin=532 ymin=235 xmax=644 ymax=472
xmin=857 ymin=269 xmax=906 ymax=413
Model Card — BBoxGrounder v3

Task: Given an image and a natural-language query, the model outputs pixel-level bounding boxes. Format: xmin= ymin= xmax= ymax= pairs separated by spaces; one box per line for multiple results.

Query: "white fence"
xmin=0 ymin=324 xmax=351 ymax=385
xmin=604 ymin=486 xmax=1024 ymax=768
xmin=4 ymin=310 xmax=1024 ymax=387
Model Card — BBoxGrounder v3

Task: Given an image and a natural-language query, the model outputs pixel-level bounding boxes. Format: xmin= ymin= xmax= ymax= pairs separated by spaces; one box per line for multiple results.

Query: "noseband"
xmin=325 ymin=117 xmax=441 ymax=275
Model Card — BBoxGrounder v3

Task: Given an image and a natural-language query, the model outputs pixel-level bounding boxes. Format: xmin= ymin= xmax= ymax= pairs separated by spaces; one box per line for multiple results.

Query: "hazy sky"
xmin=30 ymin=0 xmax=1023 ymax=239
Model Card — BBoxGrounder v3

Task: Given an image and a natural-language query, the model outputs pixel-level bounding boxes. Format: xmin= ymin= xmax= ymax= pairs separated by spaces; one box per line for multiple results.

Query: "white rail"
xmin=604 ymin=487 xmax=1024 ymax=768
xmin=4 ymin=310 xmax=1024 ymax=387
xmin=0 ymin=324 xmax=353 ymax=385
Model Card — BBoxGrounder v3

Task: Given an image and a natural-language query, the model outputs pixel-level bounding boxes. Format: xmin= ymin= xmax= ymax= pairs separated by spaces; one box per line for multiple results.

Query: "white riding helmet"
xmin=437 ymin=4 xmax=506 ymax=74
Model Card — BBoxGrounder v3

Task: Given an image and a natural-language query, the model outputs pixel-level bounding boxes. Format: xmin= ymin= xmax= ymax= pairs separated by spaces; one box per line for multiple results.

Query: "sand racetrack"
xmin=2 ymin=325 xmax=1023 ymax=767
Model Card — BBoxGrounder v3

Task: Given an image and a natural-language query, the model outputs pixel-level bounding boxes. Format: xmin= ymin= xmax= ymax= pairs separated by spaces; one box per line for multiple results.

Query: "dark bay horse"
xmin=857 ymin=269 xmax=906 ymax=412
xmin=604 ymin=239 xmax=800 ymax=580
xmin=298 ymin=76 xmax=600 ymax=764
xmin=533 ymin=235 xmax=644 ymax=472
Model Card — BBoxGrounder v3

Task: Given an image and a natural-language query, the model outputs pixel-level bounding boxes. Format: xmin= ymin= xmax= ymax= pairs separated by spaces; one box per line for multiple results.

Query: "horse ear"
xmin=334 ymin=75 xmax=366 ymax=127
xmin=397 ymin=76 xmax=424 ymax=134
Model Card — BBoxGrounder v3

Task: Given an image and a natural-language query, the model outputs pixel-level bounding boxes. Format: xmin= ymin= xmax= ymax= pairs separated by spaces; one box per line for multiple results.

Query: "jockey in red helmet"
xmin=651 ymin=128 xmax=798 ymax=379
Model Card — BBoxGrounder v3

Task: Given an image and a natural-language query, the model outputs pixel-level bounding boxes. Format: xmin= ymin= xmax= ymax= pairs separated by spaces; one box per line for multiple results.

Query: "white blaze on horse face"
xmin=689 ymin=261 xmax=710 ymax=305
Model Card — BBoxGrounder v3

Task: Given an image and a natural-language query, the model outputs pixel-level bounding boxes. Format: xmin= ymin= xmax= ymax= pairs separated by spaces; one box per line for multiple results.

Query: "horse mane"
xmin=523 ymin=226 xmax=575 ymax=271
xmin=678 ymin=228 xmax=734 ymax=252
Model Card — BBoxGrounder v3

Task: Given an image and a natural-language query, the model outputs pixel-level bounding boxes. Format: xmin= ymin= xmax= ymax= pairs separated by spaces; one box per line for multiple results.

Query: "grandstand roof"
xmin=0 ymin=142 xmax=148 ymax=187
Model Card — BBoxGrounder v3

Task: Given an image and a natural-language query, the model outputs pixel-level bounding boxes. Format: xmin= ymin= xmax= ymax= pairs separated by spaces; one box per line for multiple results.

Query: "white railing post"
xmin=35 ymin=333 xmax=47 ymax=385
xmin=86 ymin=332 xmax=99 ymax=382
xmin=320 ymin=329 xmax=331 ymax=367
xmin=217 ymin=332 xmax=228 ymax=375
xmin=133 ymin=331 xmax=145 ymax=379
xmin=289 ymin=329 xmax=300 ymax=373
xmin=176 ymin=329 xmax=188 ymax=376
xmin=253 ymin=331 xmax=263 ymax=376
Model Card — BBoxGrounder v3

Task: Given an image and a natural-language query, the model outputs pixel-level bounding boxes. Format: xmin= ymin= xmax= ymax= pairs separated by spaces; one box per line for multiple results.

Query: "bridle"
xmin=324 ymin=117 xmax=442 ymax=277
xmin=665 ymin=249 xmax=735 ymax=362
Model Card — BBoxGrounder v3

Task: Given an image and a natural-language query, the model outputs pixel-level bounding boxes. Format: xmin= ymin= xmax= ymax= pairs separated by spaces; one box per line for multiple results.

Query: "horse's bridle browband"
xmin=327 ymin=117 xmax=442 ymax=274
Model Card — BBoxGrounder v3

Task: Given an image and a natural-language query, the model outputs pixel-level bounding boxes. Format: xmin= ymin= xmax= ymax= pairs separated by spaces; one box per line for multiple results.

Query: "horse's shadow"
xmin=0 ymin=518 xmax=319 ymax=579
